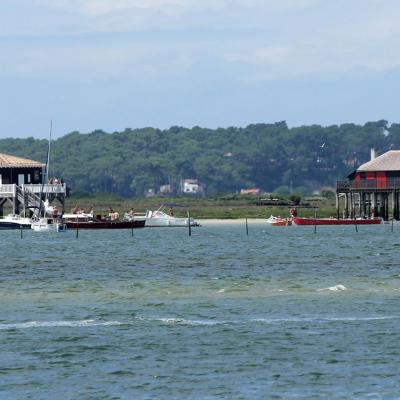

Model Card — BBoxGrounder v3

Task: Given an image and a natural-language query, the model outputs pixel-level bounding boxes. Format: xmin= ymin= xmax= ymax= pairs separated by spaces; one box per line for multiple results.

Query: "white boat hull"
xmin=31 ymin=219 xmax=67 ymax=232
xmin=0 ymin=215 xmax=31 ymax=230
xmin=144 ymin=210 xmax=198 ymax=227
xmin=145 ymin=217 xmax=193 ymax=227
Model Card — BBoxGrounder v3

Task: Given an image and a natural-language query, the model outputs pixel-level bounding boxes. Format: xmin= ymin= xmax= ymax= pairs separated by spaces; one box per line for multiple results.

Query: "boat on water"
xmin=0 ymin=214 xmax=32 ymax=230
xmin=31 ymin=218 xmax=67 ymax=232
xmin=30 ymin=122 xmax=67 ymax=233
xmin=266 ymin=215 xmax=291 ymax=227
xmin=292 ymin=217 xmax=382 ymax=226
xmin=143 ymin=204 xmax=199 ymax=227
xmin=62 ymin=213 xmax=145 ymax=229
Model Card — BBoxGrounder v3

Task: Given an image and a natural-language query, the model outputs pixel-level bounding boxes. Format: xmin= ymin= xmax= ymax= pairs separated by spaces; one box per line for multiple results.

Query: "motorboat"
xmin=0 ymin=214 xmax=32 ymax=230
xmin=31 ymin=218 xmax=67 ymax=232
xmin=144 ymin=205 xmax=199 ymax=227
xmin=266 ymin=215 xmax=291 ymax=227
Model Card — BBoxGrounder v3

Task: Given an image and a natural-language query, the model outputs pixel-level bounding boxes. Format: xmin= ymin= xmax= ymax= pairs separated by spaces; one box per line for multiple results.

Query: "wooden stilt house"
xmin=0 ymin=153 xmax=66 ymax=216
xmin=336 ymin=150 xmax=400 ymax=221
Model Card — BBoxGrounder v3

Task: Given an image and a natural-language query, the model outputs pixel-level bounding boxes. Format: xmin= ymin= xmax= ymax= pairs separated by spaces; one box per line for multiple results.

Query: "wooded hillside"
xmin=1 ymin=120 xmax=397 ymax=197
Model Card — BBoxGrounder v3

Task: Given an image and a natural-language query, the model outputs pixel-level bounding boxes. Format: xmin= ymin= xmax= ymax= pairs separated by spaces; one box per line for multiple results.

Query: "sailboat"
xmin=30 ymin=122 xmax=66 ymax=233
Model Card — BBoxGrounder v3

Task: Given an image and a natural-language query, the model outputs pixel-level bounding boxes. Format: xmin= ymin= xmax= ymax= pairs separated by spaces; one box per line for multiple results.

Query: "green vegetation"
xmin=0 ymin=120 xmax=395 ymax=197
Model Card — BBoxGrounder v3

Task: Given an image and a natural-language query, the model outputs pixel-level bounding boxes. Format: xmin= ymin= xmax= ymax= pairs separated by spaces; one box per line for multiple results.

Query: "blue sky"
xmin=1 ymin=0 xmax=399 ymax=138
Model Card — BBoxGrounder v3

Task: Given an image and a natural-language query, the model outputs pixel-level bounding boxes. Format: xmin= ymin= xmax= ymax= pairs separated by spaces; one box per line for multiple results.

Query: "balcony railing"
xmin=0 ymin=184 xmax=17 ymax=197
xmin=0 ymin=183 xmax=67 ymax=197
xmin=23 ymin=184 xmax=67 ymax=195
xmin=337 ymin=178 xmax=400 ymax=191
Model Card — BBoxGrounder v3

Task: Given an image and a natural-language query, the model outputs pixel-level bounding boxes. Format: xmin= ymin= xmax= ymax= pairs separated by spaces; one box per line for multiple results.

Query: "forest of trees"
xmin=1 ymin=120 xmax=399 ymax=197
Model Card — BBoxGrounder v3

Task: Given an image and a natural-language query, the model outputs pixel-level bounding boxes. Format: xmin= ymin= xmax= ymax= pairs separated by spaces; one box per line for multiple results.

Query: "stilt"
xmin=336 ymin=193 xmax=339 ymax=219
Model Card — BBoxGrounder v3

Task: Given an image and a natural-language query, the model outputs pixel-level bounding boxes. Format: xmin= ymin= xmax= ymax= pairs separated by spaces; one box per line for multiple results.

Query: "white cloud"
xmin=34 ymin=0 xmax=227 ymax=16
xmin=1 ymin=0 xmax=400 ymax=82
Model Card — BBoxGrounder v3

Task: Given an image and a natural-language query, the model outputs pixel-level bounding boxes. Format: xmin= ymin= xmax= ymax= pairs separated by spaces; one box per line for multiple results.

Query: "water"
xmin=1 ymin=223 xmax=400 ymax=399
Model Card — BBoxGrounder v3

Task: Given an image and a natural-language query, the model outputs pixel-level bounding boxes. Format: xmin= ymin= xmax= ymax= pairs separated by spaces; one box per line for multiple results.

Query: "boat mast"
xmin=37 ymin=121 xmax=52 ymax=219
xmin=46 ymin=120 xmax=52 ymax=186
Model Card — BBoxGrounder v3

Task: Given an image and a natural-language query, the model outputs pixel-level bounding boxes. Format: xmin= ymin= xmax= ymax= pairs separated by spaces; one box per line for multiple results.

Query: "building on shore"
xmin=0 ymin=153 xmax=66 ymax=216
xmin=336 ymin=149 xmax=400 ymax=221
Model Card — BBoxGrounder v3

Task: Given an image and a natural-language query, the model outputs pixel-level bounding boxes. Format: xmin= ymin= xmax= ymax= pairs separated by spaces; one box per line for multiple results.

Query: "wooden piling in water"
xmin=187 ymin=211 xmax=192 ymax=236
xmin=314 ymin=210 xmax=317 ymax=234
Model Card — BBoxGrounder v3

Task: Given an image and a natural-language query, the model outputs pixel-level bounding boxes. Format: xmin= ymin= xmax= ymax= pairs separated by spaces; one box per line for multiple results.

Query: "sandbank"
xmin=197 ymin=218 xmax=266 ymax=226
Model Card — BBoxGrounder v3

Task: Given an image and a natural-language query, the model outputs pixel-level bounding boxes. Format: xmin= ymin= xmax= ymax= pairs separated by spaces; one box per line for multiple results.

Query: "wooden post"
xmin=392 ymin=191 xmax=396 ymax=221
xmin=131 ymin=218 xmax=134 ymax=237
xmin=20 ymin=225 xmax=23 ymax=239
xmin=314 ymin=209 xmax=317 ymax=234
xmin=245 ymin=217 xmax=249 ymax=236
xmin=187 ymin=211 xmax=192 ymax=236
xmin=336 ymin=193 xmax=339 ymax=219
xmin=75 ymin=215 xmax=79 ymax=239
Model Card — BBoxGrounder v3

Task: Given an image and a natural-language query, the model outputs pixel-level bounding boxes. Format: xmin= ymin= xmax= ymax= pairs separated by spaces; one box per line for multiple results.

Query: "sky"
xmin=1 ymin=0 xmax=400 ymax=138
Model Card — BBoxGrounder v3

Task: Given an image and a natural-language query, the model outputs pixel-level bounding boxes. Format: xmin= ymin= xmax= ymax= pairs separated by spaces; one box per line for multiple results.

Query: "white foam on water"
xmin=156 ymin=317 xmax=224 ymax=326
xmin=325 ymin=316 xmax=400 ymax=322
xmin=137 ymin=316 xmax=229 ymax=326
xmin=251 ymin=317 xmax=317 ymax=324
xmin=135 ymin=314 xmax=400 ymax=328
xmin=251 ymin=315 xmax=400 ymax=324
xmin=0 ymin=319 xmax=123 ymax=330
xmin=317 ymin=284 xmax=347 ymax=292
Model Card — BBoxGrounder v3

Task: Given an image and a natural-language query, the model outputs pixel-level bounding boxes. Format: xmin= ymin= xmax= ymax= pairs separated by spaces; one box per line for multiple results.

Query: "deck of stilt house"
xmin=0 ymin=153 xmax=66 ymax=216
xmin=336 ymin=150 xmax=400 ymax=221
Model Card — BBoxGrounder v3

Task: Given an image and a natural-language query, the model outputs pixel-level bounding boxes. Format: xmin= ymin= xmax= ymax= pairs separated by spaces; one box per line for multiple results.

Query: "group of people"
xmin=69 ymin=206 xmax=136 ymax=221
xmin=71 ymin=206 xmax=93 ymax=215
xmin=48 ymin=177 xmax=64 ymax=185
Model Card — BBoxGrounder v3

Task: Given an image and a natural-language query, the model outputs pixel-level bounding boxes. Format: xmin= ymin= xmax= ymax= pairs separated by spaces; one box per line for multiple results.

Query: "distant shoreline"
xmin=197 ymin=218 xmax=266 ymax=225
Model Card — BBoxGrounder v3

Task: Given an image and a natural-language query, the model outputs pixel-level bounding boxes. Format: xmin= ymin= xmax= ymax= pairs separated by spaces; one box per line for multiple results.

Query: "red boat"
xmin=292 ymin=217 xmax=382 ymax=226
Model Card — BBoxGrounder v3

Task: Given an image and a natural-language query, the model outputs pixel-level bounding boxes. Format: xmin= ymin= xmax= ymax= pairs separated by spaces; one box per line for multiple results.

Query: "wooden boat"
xmin=62 ymin=212 xmax=145 ymax=229
xmin=64 ymin=219 xmax=146 ymax=229
xmin=292 ymin=217 xmax=382 ymax=226
xmin=266 ymin=215 xmax=291 ymax=226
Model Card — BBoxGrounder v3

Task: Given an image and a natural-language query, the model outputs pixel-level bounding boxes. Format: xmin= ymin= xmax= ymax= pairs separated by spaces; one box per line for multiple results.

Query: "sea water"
xmin=0 ymin=223 xmax=400 ymax=399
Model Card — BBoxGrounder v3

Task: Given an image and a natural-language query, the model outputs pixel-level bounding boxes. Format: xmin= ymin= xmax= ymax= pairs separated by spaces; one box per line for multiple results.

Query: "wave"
xmin=251 ymin=315 xmax=400 ymax=323
xmin=137 ymin=317 xmax=225 ymax=326
xmin=138 ymin=314 xmax=400 ymax=326
xmin=0 ymin=319 xmax=123 ymax=330
xmin=2 ymin=314 xmax=398 ymax=331
xmin=317 ymin=284 xmax=347 ymax=292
